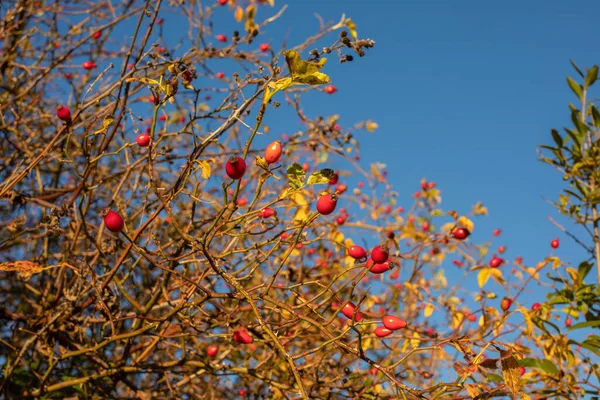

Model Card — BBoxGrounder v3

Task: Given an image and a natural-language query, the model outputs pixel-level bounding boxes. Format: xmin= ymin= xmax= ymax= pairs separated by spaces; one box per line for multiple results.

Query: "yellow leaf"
xmin=500 ymin=352 xmax=521 ymax=396
xmin=457 ymin=216 xmax=474 ymax=232
xmin=196 ymin=160 xmax=211 ymax=179
xmin=365 ymin=120 xmax=378 ymax=132
xmin=292 ymin=191 xmax=308 ymax=206
xmin=424 ymin=303 xmax=434 ymax=318
xmin=244 ymin=5 xmax=258 ymax=33
xmin=472 ymin=201 xmax=488 ymax=216
xmin=447 ymin=210 xmax=458 ymax=220
xmin=525 ymin=267 xmax=539 ymax=280
xmin=370 ymin=163 xmax=386 ymax=182
xmin=566 ymin=267 xmax=579 ymax=282
xmin=478 ymin=314 xmax=486 ymax=327
xmin=126 ymin=77 xmax=160 ymax=85
xmin=103 ymin=115 xmax=115 ymax=128
xmin=489 ymin=268 xmax=505 ymax=285
xmin=345 ymin=18 xmax=358 ymax=40
xmin=478 ymin=268 xmax=491 ymax=288
xmin=332 ymin=231 xmax=345 ymax=246
xmin=464 ymin=384 xmax=480 ymax=398
xmin=293 ymin=207 xmax=309 ymax=223
xmin=234 ymin=6 xmax=244 ymax=22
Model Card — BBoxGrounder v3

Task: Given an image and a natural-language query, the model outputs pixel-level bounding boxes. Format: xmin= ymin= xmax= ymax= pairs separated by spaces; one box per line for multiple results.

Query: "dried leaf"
xmin=500 ymin=351 xmax=521 ymax=396
xmin=453 ymin=362 xmax=477 ymax=378
xmin=0 ymin=261 xmax=45 ymax=280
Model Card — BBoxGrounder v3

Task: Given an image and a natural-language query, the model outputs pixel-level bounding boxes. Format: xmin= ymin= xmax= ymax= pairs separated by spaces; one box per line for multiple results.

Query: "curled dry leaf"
xmin=0 ymin=261 xmax=45 ymax=280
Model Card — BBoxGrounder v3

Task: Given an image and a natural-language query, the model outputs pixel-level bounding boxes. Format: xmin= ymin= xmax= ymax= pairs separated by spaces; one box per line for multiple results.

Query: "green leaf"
xmin=564 ymin=128 xmax=582 ymax=147
xmin=567 ymin=76 xmax=583 ymax=101
xmin=585 ymin=65 xmax=598 ymax=87
xmin=518 ymin=358 xmax=559 ymax=374
xmin=306 ymin=169 xmax=335 ymax=185
xmin=551 ymin=129 xmax=563 ymax=148
xmin=568 ymin=320 xmax=600 ymax=332
xmin=485 ymin=373 xmax=503 ymax=383
xmin=578 ymin=261 xmax=593 ymax=283
xmin=591 ymin=106 xmax=600 ymax=128
xmin=580 ymin=339 xmax=600 ymax=356
xmin=287 ymin=163 xmax=306 ymax=189
xmin=571 ymin=110 xmax=589 ymax=135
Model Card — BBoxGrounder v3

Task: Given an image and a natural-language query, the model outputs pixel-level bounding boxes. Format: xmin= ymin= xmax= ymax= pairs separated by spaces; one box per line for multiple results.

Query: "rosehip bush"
xmin=0 ymin=2 xmax=598 ymax=400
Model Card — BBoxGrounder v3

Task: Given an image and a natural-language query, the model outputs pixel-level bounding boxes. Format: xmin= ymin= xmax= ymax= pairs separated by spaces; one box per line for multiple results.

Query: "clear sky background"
xmin=204 ymin=0 xmax=599 ymax=312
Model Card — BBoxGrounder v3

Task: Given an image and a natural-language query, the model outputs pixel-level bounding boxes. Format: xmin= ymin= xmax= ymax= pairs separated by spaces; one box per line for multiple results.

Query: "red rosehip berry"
xmin=324 ymin=85 xmax=337 ymax=94
xmin=259 ymin=43 xmax=270 ymax=52
xmin=56 ymin=105 xmax=71 ymax=121
xmin=565 ymin=318 xmax=572 ymax=327
xmin=258 ymin=207 xmax=276 ymax=218
xmin=493 ymin=228 xmax=501 ymax=236
xmin=82 ymin=61 xmax=97 ymax=70
xmin=551 ymin=238 xmax=559 ymax=249
xmin=207 ymin=345 xmax=219 ymax=357
xmin=531 ymin=302 xmax=541 ymax=311
xmin=341 ymin=302 xmax=362 ymax=322
xmin=225 ymin=156 xmax=247 ymax=180
xmin=92 ymin=30 xmax=102 ymax=39
xmin=348 ymin=245 xmax=367 ymax=260
xmin=265 ymin=140 xmax=282 ymax=164
xmin=136 ymin=134 xmax=151 ymax=147
xmin=103 ymin=210 xmax=124 ymax=233
xmin=490 ymin=256 xmax=504 ymax=268
xmin=371 ymin=245 xmax=389 ymax=263
xmin=500 ymin=297 xmax=512 ymax=312
xmin=216 ymin=34 xmax=227 ymax=43
xmin=218 ymin=0 xmax=228 ymax=5
xmin=367 ymin=259 xmax=391 ymax=274
xmin=336 ymin=216 xmax=346 ymax=225
xmin=374 ymin=326 xmax=393 ymax=338
xmin=452 ymin=227 xmax=470 ymax=240
xmin=519 ymin=366 xmax=526 ymax=376
xmin=316 ymin=193 xmax=337 ymax=215
xmin=329 ymin=172 xmax=339 ymax=185
xmin=216 ymin=72 xmax=225 ymax=79
xmin=335 ymin=184 xmax=347 ymax=194
xmin=382 ymin=315 xmax=406 ymax=330
xmin=233 ymin=328 xmax=253 ymax=344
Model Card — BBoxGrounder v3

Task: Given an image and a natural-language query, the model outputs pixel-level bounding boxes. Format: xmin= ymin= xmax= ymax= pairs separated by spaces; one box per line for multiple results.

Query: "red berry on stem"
xmin=82 ymin=61 xmax=97 ymax=70
xmin=493 ymin=228 xmax=501 ymax=236
xmin=265 ymin=140 xmax=282 ymax=163
xmin=136 ymin=134 xmax=151 ymax=147
xmin=259 ymin=43 xmax=270 ymax=52
xmin=490 ymin=256 xmax=504 ymax=268
xmin=216 ymin=72 xmax=225 ymax=79
xmin=382 ymin=315 xmax=406 ymax=330
xmin=452 ymin=227 xmax=470 ymax=240
xmin=336 ymin=216 xmax=346 ymax=225
xmin=335 ymin=184 xmax=347 ymax=194
xmin=216 ymin=34 xmax=227 ymax=42
xmin=500 ymin=297 xmax=512 ymax=312
xmin=316 ymin=193 xmax=337 ymax=215
xmin=218 ymin=0 xmax=228 ymax=5
xmin=329 ymin=172 xmax=339 ymax=185
xmin=103 ymin=210 xmax=124 ymax=233
xmin=531 ymin=302 xmax=541 ymax=311
xmin=56 ymin=105 xmax=71 ymax=121
xmin=519 ymin=366 xmax=526 ymax=376
xmin=207 ymin=345 xmax=219 ymax=357
xmin=374 ymin=326 xmax=393 ymax=338
xmin=565 ymin=318 xmax=572 ymax=327
xmin=551 ymin=238 xmax=559 ymax=249
xmin=341 ymin=302 xmax=362 ymax=322
xmin=92 ymin=30 xmax=102 ymax=39
xmin=371 ymin=245 xmax=389 ymax=263
xmin=324 ymin=85 xmax=337 ymax=94
xmin=258 ymin=207 xmax=276 ymax=218
xmin=367 ymin=259 xmax=391 ymax=274
xmin=226 ymin=156 xmax=247 ymax=180
xmin=348 ymin=245 xmax=367 ymax=260
xmin=233 ymin=328 xmax=253 ymax=344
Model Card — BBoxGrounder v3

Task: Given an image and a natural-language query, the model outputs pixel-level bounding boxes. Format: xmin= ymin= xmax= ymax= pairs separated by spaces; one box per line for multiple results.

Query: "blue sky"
xmin=228 ymin=0 xmax=600 ymax=306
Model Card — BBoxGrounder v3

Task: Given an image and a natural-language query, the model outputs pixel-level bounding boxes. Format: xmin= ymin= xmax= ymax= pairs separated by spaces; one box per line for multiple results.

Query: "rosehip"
xmin=216 ymin=72 xmax=225 ymax=79
xmin=259 ymin=43 xmax=270 ymax=52
xmin=551 ymin=238 xmax=559 ymax=249
xmin=265 ymin=140 xmax=282 ymax=163
xmin=218 ymin=0 xmax=227 ymax=5
xmin=324 ymin=85 xmax=337 ymax=94
xmin=216 ymin=34 xmax=227 ymax=42
xmin=233 ymin=328 xmax=253 ymax=344
xmin=531 ymin=302 xmax=541 ymax=311
xmin=136 ymin=134 xmax=151 ymax=147
xmin=565 ymin=318 xmax=572 ymax=327
xmin=348 ymin=245 xmax=367 ymax=260
xmin=103 ymin=210 xmax=124 ymax=233
xmin=329 ymin=172 xmax=339 ymax=185
xmin=336 ymin=216 xmax=346 ymax=225
xmin=341 ymin=302 xmax=362 ymax=322
xmin=452 ymin=227 xmax=470 ymax=240
xmin=207 ymin=345 xmax=219 ymax=357
xmin=56 ymin=105 xmax=71 ymax=121
xmin=370 ymin=245 xmax=389 ymax=263
xmin=493 ymin=228 xmax=501 ymax=236
xmin=519 ymin=366 xmax=526 ymax=376
xmin=382 ymin=315 xmax=406 ymax=330
xmin=335 ymin=184 xmax=347 ymax=194
xmin=316 ymin=193 xmax=337 ymax=215
xmin=490 ymin=256 xmax=504 ymax=268
xmin=82 ymin=61 xmax=97 ymax=70
xmin=92 ymin=30 xmax=102 ymax=39
xmin=225 ymin=156 xmax=246 ymax=180
xmin=368 ymin=259 xmax=390 ymax=274
xmin=500 ymin=297 xmax=512 ymax=312
xmin=258 ymin=207 xmax=276 ymax=218
xmin=374 ymin=326 xmax=393 ymax=338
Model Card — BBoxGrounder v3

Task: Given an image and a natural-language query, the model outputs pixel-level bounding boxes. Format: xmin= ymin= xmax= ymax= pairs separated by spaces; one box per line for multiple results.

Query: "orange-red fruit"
xmin=374 ymin=326 xmax=393 ymax=338
xmin=341 ymin=302 xmax=362 ymax=322
xmin=316 ymin=193 xmax=337 ymax=215
xmin=452 ymin=227 xmax=470 ymax=240
xmin=82 ymin=61 xmax=97 ymax=70
xmin=519 ymin=366 xmax=526 ymax=376
xmin=531 ymin=302 xmax=541 ymax=311
xmin=551 ymin=238 xmax=559 ymax=249
xmin=216 ymin=34 xmax=227 ymax=42
xmin=265 ymin=140 xmax=282 ymax=163
xmin=500 ymin=297 xmax=512 ymax=312
xmin=336 ymin=184 xmax=347 ymax=194
xmin=258 ymin=207 xmax=276 ymax=218
xmin=92 ymin=30 xmax=102 ymax=39
xmin=207 ymin=345 xmax=219 ymax=357
xmin=490 ymin=256 xmax=504 ymax=268
xmin=259 ymin=43 xmax=270 ymax=52
xmin=233 ymin=328 xmax=253 ymax=344
xmin=348 ymin=245 xmax=367 ymax=260
xmin=371 ymin=245 xmax=389 ymax=263
xmin=368 ymin=259 xmax=391 ymax=274
xmin=218 ymin=0 xmax=227 ymax=5
xmin=136 ymin=134 xmax=151 ymax=147
xmin=329 ymin=172 xmax=339 ymax=185
xmin=382 ymin=315 xmax=406 ymax=330
xmin=216 ymin=72 xmax=225 ymax=79
xmin=324 ymin=85 xmax=337 ymax=94
xmin=336 ymin=216 xmax=346 ymax=225
xmin=565 ymin=318 xmax=572 ymax=327
xmin=104 ymin=210 xmax=124 ymax=233
xmin=225 ymin=156 xmax=246 ymax=180
xmin=493 ymin=228 xmax=501 ymax=236
xmin=56 ymin=105 xmax=71 ymax=121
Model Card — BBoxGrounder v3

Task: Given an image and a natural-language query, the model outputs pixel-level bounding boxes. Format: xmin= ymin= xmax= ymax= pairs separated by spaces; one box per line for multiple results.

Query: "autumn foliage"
xmin=0 ymin=1 xmax=599 ymax=399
